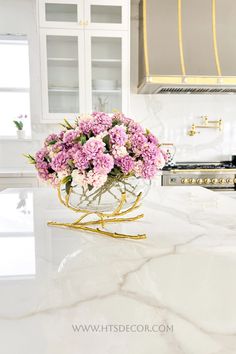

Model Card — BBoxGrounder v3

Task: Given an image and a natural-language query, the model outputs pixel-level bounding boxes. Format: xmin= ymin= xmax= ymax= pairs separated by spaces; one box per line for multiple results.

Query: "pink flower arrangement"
xmin=27 ymin=112 xmax=166 ymax=191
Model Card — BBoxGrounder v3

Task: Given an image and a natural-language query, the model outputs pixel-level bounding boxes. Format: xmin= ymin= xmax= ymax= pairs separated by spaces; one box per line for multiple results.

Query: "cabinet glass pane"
xmin=45 ymin=3 xmax=77 ymax=22
xmin=91 ymin=37 xmax=122 ymax=113
xmin=46 ymin=35 xmax=79 ymax=113
xmin=91 ymin=5 xmax=122 ymax=24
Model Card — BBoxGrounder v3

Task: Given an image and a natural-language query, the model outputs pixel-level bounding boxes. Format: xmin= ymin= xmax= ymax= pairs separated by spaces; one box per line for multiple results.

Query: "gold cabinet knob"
xmin=234 ymin=178 xmax=236 ymax=184
xmin=79 ymin=20 xmax=83 ymax=25
xmin=204 ymin=178 xmax=211 ymax=185
xmin=196 ymin=178 xmax=203 ymax=185
xmin=219 ymin=178 xmax=226 ymax=184
xmin=211 ymin=178 xmax=218 ymax=184
xmin=181 ymin=178 xmax=189 ymax=184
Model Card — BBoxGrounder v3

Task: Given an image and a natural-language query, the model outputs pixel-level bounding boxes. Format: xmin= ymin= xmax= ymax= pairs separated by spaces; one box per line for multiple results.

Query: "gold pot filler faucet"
xmin=188 ymin=115 xmax=223 ymax=136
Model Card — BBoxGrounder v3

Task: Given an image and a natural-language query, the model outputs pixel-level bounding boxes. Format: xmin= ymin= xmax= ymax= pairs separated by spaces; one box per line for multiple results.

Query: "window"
xmin=0 ymin=35 xmax=31 ymax=137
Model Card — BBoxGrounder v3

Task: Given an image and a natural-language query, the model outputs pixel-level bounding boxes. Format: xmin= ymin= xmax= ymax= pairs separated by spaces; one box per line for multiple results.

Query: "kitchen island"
xmin=0 ymin=185 xmax=236 ymax=354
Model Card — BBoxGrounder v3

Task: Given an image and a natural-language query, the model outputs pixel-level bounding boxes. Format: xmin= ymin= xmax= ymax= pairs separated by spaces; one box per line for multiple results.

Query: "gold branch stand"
xmin=48 ymin=186 xmax=147 ymax=240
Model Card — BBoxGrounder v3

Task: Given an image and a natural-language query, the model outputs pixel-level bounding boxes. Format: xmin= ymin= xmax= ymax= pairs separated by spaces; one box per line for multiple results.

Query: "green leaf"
xmin=112 ymin=119 xmax=121 ymax=127
xmin=67 ymin=159 xmax=75 ymax=168
xmin=23 ymin=154 xmax=36 ymax=164
xmin=48 ymin=139 xmax=57 ymax=145
xmin=88 ymin=184 xmax=93 ymax=191
xmin=65 ymin=180 xmax=72 ymax=195
xmin=61 ymin=175 xmax=72 ymax=184
xmin=103 ymin=134 xmax=110 ymax=150
xmin=80 ymin=135 xmax=87 ymax=145
xmin=146 ymin=129 xmax=150 ymax=135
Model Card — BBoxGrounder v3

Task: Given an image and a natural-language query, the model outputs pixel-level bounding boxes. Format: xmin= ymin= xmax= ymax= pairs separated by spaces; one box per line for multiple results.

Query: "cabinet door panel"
xmin=39 ymin=0 xmax=84 ymax=29
xmin=84 ymin=0 xmax=128 ymax=30
xmin=40 ymin=29 xmax=85 ymax=122
xmin=85 ymin=31 xmax=129 ymax=114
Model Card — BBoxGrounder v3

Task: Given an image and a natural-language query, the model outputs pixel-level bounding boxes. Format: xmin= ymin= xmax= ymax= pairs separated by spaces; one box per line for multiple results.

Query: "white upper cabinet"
xmin=84 ymin=0 xmax=128 ymax=30
xmin=38 ymin=0 xmax=130 ymax=122
xmin=40 ymin=29 xmax=86 ymax=122
xmin=39 ymin=0 xmax=128 ymax=30
xmin=85 ymin=30 xmax=129 ymax=114
xmin=39 ymin=0 xmax=84 ymax=28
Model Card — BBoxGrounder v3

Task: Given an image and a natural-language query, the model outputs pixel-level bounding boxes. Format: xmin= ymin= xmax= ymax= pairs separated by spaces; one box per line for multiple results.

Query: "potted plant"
xmin=13 ymin=114 xmax=27 ymax=139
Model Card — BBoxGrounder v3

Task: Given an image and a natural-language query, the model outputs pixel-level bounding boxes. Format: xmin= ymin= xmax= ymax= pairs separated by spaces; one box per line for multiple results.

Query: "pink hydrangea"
xmin=109 ymin=125 xmax=128 ymax=146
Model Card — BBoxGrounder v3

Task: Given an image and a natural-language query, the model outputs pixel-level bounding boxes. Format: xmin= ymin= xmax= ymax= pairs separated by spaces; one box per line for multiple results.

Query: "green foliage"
xmin=24 ymin=154 xmax=36 ymax=165
xmin=48 ymin=139 xmax=57 ymax=145
xmin=13 ymin=120 xmax=23 ymax=130
xmin=61 ymin=175 xmax=72 ymax=184
xmin=60 ymin=118 xmax=74 ymax=130
xmin=103 ymin=134 xmax=111 ymax=150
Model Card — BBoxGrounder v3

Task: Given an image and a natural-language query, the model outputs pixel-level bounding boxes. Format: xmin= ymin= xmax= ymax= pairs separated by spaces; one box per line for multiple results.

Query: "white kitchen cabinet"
xmin=40 ymin=28 xmax=86 ymax=122
xmin=85 ymin=30 xmax=129 ymax=114
xmin=38 ymin=0 xmax=130 ymax=122
xmin=39 ymin=0 xmax=128 ymax=30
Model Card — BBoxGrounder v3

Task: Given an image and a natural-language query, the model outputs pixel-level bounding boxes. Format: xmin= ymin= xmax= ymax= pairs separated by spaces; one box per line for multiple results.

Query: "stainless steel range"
xmin=162 ymin=162 xmax=236 ymax=191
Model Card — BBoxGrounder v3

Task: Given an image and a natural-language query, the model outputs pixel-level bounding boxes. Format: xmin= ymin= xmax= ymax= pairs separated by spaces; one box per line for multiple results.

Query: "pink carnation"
xmin=116 ymin=155 xmax=134 ymax=174
xmin=109 ymin=125 xmax=128 ymax=146
xmin=93 ymin=154 xmax=114 ymax=174
xmin=91 ymin=112 xmax=112 ymax=135
xmin=74 ymin=150 xmax=89 ymax=170
xmin=83 ymin=138 xmax=105 ymax=159
xmin=51 ymin=150 xmax=69 ymax=172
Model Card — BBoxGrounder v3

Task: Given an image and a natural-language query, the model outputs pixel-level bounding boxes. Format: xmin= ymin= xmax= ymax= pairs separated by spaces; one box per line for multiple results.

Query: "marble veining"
xmin=0 ymin=186 xmax=236 ymax=354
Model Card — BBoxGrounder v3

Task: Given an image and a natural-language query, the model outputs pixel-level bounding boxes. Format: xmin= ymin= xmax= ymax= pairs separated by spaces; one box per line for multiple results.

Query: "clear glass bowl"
xmin=60 ymin=177 xmax=151 ymax=212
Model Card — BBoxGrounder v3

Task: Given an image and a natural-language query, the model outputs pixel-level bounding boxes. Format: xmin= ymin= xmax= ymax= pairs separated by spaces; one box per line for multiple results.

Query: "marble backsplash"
xmin=129 ymin=94 xmax=236 ymax=162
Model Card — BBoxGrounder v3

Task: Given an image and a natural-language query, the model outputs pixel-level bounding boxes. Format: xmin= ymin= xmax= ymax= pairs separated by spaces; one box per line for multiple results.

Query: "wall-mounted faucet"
xmin=188 ymin=115 xmax=223 ymax=136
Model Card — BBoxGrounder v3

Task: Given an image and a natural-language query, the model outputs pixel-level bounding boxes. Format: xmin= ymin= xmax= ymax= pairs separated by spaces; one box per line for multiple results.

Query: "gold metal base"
xmin=47 ymin=186 xmax=147 ymax=240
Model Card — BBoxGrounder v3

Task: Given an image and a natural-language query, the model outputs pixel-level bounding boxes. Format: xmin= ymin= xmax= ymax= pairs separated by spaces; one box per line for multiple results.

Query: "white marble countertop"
xmin=0 ymin=186 xmax=236 ymax=354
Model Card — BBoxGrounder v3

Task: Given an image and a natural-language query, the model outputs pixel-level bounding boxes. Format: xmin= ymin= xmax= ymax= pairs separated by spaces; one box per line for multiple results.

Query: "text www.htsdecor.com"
xmin=72 ymin=323 xmax=174 ymax=334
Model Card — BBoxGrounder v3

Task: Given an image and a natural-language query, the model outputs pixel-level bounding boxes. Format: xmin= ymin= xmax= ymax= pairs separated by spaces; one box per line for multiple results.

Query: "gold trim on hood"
xmin=178 ymin=0 xmax=186 ymax=75
xmin=212 ymin=0 xmax=222 ymax=76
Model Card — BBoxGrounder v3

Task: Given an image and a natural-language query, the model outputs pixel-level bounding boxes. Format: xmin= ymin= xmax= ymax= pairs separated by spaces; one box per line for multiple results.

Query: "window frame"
xmin=0 ymin=35 xmax=31 ymax=139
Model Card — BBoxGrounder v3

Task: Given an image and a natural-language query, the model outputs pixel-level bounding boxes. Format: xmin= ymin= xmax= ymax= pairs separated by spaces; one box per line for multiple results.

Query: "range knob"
xmin=226 ymin=178 xmax=233 ymax=184
xmin=181 ymin=178 xmax=189 ymax=184
xmin=204 ymin=178 xmax=211 ymax=185
xmin=196 ymin=178 xmax=203 ymax=185
xmin=211 ymin=178 xmax=218 ymax=184
xmin=219 ymin=178 xmax=226 ymax=184
xmin=189 ymin=178 xmax=196 ymax=184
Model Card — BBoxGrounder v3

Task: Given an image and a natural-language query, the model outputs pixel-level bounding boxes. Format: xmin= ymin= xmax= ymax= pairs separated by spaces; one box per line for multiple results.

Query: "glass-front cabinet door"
xmin=85 ymin=31 xmax=129 ymax=114
xmin=84 ymin=0 xmax=128 ymax=30
xmin=40 ymin=29 xmax=85 ymax=121
xmin=39 ymin=0 xmax=84 ymax=28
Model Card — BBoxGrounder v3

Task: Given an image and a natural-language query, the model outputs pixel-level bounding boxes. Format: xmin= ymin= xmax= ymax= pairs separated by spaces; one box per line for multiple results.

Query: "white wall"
xmin=0 ymin=0 xmax=236 ymax=169
xmin=130 ymin=1 xmax=236 ymax=162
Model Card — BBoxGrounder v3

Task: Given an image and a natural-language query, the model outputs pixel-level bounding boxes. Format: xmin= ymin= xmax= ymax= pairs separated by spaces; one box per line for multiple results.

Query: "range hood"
xmin=138 ymin=0 xmax=236 ymax=94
